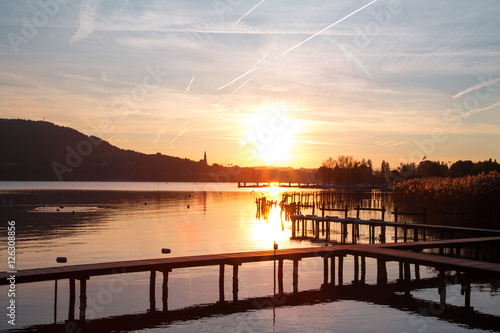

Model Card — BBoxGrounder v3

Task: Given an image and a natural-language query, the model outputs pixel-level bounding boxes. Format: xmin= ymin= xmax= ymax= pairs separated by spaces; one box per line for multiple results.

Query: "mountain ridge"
xmin=0 ymin=118 xmax=315 ymax=182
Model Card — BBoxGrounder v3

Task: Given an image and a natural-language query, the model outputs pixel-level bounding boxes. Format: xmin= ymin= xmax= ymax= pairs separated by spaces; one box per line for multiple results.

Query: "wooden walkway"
xmin=2 ymin=237 xmax=500 ymax=322
xmin=290 ymin=214 xmax=500 ymax=244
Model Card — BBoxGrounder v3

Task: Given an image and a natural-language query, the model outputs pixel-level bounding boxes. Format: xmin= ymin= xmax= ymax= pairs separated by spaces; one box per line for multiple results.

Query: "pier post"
xmin=323 ymin=256 xmax=329 ymax=286
xmin=461 ymin=273 xmax=471 ymax=309
xmin=330 ymin=255 xmax=336 ymax=286
xmin=414 ymin=227 xmax=418 ymax=242
xmin=78 ymin=277 xmax=88 ymax=321
xmin=326 ymin=220 xmax=330 ymax=243
xmin=292 ymin=217 xmax=296 ymax=238
xmin=398 ymin=262 xmax=404 ymax=282
xmin=278 ymin=259 xmax=284 ymax=295
xmin=68 ymin=278 xmax=75 ymax=321
xmin=314 ymin=218 xmax=320 ymax=240
xmin=293 ymin=259 xmax=299 ymax=294
xmin=394 ymin=226 xmax=398 ymax=243
xmin=381 ymin=206 xmax=385 ymax=221
xmin=403 ymin=222 xmax=407 ymax=243
xmin=360 ymin=256 xmax=366 ymax=284
xmin=415 ymin=264 xmax=420 ymax=281
xmin=438 ymin=270 xmax=446 ymax=307
xmin=381 ymin=225 xmax=386 ymax=243
xmin=149 ymin=270 xmax=156 ymax=312
xmin=404 ymin=262 xmax=411 ymax=296
xmin=233 ymin=264 xmax=240 ymax=303
xmin=353 ymin=255 xmax=359 ymax=284
xmin=162 ymin=270 xmax=171 ymax=312
xmin=219 ymin=264 xmax=225 ymax=303
xmin=338 ymin=256 xmax=344 ymax=286
xmin=351 ymin=222 xmax=356 ymax=244
xmin=376 ymin=259 xmax=387 ymax=290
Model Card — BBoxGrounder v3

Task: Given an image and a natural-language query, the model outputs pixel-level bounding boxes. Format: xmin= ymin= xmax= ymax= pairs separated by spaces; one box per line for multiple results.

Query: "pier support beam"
xmin=461 ymin=273 xmax=471 ymax=310
xmin=404 ymin=262 xmax=411 ymax=296
xmin=399 ymin=262 xmax=404 ymax=282
xmin=338 ymin=256 xmax=344 ymax=286
xmin=293 ymin=259 xmax=299 ymax=294
xmin=376 ymin=259 xmax=387 ymax=293
xmin=278 ymin=259 xmax=284 ymax=295
xmin=233 ymin=264 xmax=240 ymax=303
xmin=162 ymin=270 xmax=171 ymax=312
xmin=323 ymin=256 xmax=329 ymax=286
xmin=79 ymin=277 xmax=88 ymax=321
xmin=68 ymin=278 xmax=75 ymax=321
xmin=353 ymin=255 xmax=359 ymax=284
xmin=219 ymin=264 xmax=225 ymax=303
xmin=149 ymin=270 xmax=156 ymax=312
xmin=438 ymin=270 xmax=446 ymax=308
xmin=330 ymin=256 xmax=335 ymax=286
xmin=360 ymin=256 xmax=366 ymax=284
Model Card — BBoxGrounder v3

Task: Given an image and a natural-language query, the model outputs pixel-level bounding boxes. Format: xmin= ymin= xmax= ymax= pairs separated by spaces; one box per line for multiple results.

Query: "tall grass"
xmin=393 ymin=171 xmax=500 ymax=228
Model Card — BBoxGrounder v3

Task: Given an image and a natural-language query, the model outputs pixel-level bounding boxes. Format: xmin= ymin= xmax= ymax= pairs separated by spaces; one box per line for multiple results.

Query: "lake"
xmin=0 ymin=182 xmax=498 ymax=332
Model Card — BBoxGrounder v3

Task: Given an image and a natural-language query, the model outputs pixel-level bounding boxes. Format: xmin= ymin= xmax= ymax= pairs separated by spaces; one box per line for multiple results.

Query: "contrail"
xmin=215 ymin=51 xmax=271 ymax=91
xmin=168 ymin=128 xmax=188 ymax=145
xmin=453 ymin=77 xmax=500 ymax=99
xmin=186 ymin=76 xmax=196 ymax=92
xmin=234 ymin=0 xmax=266 ymax=26
xmin=217 ymin=75 xmax=256 ymax=105
xmin=327 ymin=37 xmax=376 ymax=84
xmin=461 ymin=100 xmax=500 ymax=118
xmin=112 ymin=0 xmax=130 ymax=21
xmin=282 ymin=0 xmax=378 ymax=55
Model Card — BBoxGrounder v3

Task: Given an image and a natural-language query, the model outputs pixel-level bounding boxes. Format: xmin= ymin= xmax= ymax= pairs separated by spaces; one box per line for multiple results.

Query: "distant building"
xmin=199 ymin=151 xmax=207 ymax=165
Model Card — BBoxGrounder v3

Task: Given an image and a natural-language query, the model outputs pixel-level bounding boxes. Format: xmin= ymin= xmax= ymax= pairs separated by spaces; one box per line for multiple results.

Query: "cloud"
xmin=100 ymin=71 xmax=109 ymax=84
xmin=70 ymin=0 xmax=100 ymax=44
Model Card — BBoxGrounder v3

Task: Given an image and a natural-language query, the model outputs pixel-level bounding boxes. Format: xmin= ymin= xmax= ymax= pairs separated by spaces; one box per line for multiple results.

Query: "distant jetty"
xmin=237 ymin=182 xmax=388 ymax=190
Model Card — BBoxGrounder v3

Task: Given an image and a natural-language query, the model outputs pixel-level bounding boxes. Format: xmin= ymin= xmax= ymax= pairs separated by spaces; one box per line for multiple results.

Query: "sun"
xmin=243 ymin=104 xmax=298 ymax=164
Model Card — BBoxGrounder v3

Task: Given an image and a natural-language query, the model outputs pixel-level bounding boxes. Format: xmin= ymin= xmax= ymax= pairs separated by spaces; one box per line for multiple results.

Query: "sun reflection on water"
xmin=248 ymin=193 xmax=291 ymax=250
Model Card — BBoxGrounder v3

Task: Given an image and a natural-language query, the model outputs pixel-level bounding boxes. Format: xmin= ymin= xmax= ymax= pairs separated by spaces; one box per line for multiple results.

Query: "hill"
xmin=0 ymin=119 xmax=315 ymax=182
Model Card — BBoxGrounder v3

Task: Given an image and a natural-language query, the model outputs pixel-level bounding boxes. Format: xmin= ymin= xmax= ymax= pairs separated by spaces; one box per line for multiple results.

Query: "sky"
xmin=1 ymin=0 xmax=500 ymax=169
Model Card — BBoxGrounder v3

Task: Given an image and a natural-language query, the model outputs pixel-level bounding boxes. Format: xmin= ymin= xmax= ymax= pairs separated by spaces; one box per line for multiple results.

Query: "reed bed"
xmin=393 ymin=171 xmax=500 ymax=228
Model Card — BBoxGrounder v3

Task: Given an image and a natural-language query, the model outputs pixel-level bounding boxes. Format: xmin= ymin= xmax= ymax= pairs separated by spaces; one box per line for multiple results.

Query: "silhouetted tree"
xmin=417 ymin=160 xmax=448 ymax=178
xmin=448 ymin=160 xmax=474 ymax=178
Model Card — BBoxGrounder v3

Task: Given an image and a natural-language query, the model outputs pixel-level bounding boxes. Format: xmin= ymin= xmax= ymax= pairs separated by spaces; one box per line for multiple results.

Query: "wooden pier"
xmin=290 ymin=214 xmax=500 ymax=244
xmin=2 ymin=237 xmax=500 ymax=323
xmin=238 ymin=182 xmax=326 ymax=188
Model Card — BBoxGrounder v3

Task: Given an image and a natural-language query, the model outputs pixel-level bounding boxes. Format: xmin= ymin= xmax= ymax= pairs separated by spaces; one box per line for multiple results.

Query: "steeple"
xmin=203 ymin=151 xmax=207 ymax=165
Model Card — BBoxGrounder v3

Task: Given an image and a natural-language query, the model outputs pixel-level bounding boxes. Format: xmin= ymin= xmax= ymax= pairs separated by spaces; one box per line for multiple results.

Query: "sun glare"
xmin=243 ymin=104 xmax=299 ymax=164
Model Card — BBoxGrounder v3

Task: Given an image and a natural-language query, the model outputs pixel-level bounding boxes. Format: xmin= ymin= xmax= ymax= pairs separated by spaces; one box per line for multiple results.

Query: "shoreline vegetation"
xmin=393 ymin=171 xmax=500 ymax=228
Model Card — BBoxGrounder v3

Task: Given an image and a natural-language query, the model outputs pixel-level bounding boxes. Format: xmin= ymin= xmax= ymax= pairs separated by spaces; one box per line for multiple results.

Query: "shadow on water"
xmin=6 ymin=280 xmax=500 ymax=333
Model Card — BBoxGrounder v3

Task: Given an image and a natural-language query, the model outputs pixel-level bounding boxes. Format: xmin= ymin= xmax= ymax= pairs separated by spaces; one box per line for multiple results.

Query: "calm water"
xmin=0 ymin=182 xmax=498 ymax=332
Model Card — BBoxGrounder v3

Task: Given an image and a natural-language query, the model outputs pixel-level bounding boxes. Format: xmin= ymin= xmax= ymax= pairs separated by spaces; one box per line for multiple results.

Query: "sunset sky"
xmin=1 ymin=0 xmax=499 ymax=169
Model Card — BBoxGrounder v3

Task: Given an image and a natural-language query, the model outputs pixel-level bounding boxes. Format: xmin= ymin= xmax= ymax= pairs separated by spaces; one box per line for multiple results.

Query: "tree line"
xmin=317 ymin=156 xmax=500 ymax=185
